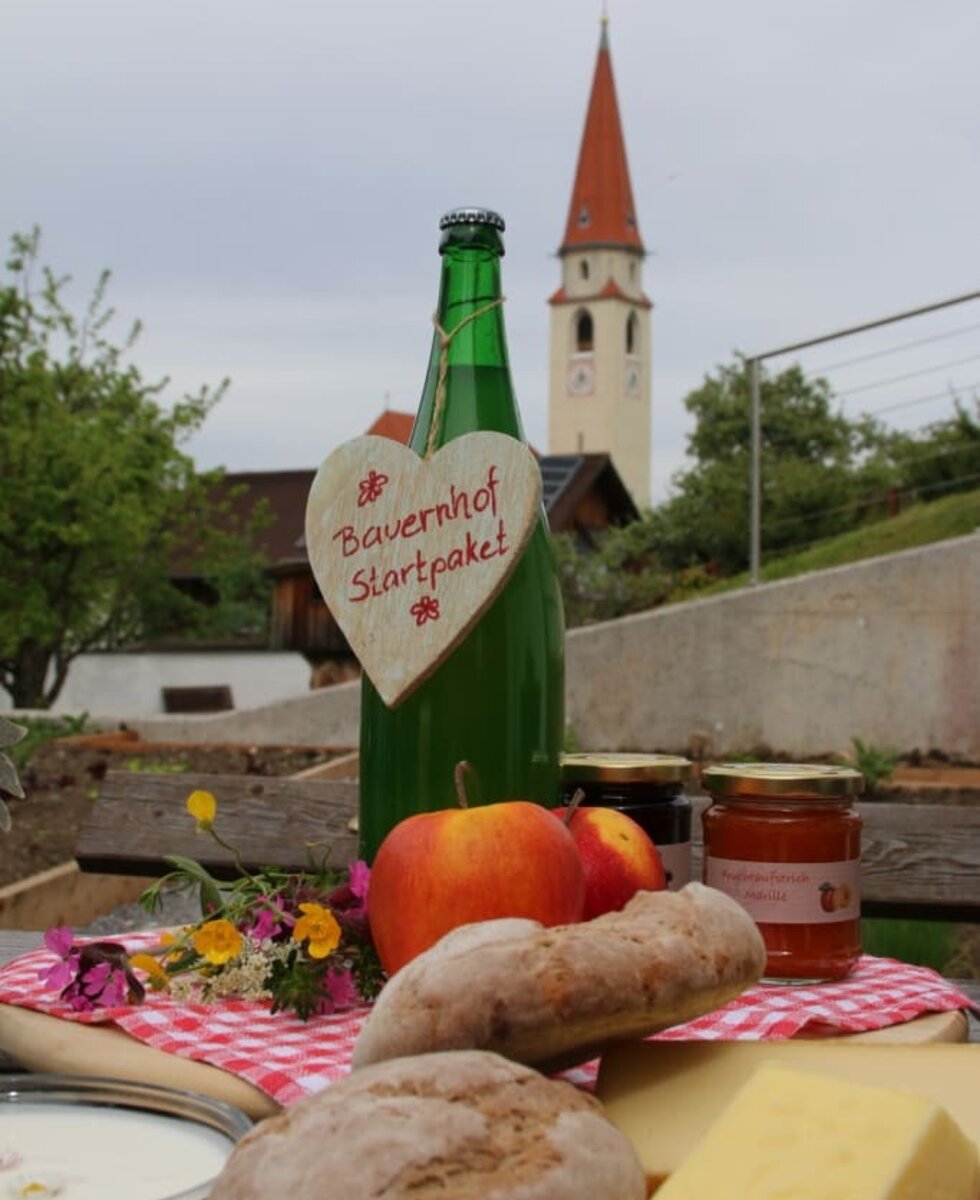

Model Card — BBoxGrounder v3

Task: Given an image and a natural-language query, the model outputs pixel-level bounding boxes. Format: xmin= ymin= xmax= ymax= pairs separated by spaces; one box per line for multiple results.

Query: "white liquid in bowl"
xmin=0 ymin=1103 xmax=236 ymax=1199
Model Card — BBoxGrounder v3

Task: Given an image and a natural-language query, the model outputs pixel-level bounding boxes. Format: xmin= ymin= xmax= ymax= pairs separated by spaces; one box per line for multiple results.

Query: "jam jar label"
xmin=704 ymin=857 xmax=860 ymax=923
xmin=657 ymin=841 xmax=692 ymax=891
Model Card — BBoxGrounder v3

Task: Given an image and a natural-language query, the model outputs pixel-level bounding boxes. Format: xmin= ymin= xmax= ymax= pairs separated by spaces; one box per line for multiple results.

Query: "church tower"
xmin=548 ymin=18 xmax=652 ymax=508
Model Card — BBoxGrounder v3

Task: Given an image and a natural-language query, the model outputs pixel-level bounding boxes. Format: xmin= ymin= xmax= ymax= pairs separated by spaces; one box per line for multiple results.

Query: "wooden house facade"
xmin=211 ymin=413 xmax=638 ymax=665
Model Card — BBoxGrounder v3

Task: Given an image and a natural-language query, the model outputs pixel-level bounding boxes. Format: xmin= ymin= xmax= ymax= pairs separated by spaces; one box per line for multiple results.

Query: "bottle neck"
xmin=432 ymin=242 xmax=509 ymax=369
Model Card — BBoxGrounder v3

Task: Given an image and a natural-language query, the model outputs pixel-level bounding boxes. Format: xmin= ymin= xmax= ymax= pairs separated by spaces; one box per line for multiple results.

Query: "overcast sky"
xmin=3 ymin=0 xmax=978 ymax=503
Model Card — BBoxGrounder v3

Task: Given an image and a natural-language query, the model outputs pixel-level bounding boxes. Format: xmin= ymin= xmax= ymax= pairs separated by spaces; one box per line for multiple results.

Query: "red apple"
xmin=553 ymin=805 xmax=666 ymax=920
xmin=368 ymin=798 xmax=585 ymax=976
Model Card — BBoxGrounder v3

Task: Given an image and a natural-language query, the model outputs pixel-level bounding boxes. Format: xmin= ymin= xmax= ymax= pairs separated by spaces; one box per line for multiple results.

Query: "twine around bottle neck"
xmin=425 ymin=297 xmax=505 ymax=460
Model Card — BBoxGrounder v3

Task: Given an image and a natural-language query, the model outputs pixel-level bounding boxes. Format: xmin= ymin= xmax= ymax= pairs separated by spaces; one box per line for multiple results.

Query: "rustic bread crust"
xmin=209 ymin=1049 xmax=646 ymax=1200
xmin=353 ymin=883 xmax=766 ymax=1071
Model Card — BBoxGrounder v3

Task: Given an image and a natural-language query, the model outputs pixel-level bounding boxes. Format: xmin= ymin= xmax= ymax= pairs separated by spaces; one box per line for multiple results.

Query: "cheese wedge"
xmin=654 ymin=1064 xmax=978 ymax=1199
xmin=596 ymin=1041 xmax=980 ymax=1190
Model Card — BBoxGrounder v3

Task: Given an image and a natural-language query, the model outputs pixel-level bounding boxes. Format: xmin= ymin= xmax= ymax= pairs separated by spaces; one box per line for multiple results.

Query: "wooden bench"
xmin=76 ymin=771 xmax=359 ymax=879
xmin=74 ymin=772 xmax=980 ymax=923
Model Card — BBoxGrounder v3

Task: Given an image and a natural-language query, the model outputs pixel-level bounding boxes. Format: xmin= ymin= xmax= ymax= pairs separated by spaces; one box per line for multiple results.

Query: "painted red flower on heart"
xmin=357 ymin=469 xmax=389 ymax=507
xmin=410 ymin=595 xmax=440 ymax=626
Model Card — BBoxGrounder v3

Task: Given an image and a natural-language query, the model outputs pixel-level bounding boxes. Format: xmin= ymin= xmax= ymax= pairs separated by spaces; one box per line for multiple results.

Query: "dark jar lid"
xmin=561 ymin=752 xmax=693 ymax=785
xmin=439 ymin=207 xmax=505 ymax=231
xmin=701 ymin=762 xmax=864 ymax=800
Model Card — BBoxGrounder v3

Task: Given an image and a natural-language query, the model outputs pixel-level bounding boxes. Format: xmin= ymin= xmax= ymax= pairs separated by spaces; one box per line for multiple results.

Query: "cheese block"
xmin=596 ymin=1041 xmax=980 ymax=1190
xmin=654 ymin=1065 xmax=979 ymax=1200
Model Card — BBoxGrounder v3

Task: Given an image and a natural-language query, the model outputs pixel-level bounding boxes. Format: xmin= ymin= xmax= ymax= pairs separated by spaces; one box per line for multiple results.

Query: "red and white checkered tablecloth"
xmin=0 ymin=935 xmax=973 ymax=1107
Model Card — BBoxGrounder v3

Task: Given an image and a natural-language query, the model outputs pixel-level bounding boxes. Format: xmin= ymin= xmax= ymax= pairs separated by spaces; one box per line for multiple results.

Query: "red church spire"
xmin=560 ymin=18 xmax=643 ymax=254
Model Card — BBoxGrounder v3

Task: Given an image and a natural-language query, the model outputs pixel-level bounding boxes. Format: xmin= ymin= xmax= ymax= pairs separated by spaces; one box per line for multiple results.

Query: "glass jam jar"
xmin=701 ymin=763 xmax=864 ymax=983
xmin=560 ymin=753 xmax=693 ymax=890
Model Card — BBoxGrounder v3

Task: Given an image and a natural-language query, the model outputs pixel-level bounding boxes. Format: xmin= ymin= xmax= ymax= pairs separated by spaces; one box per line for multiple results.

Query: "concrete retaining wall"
xmin=565 ymin=532 xmax=979 ymax=759
xmin=19 ymin=534 xmax=978 ymax=759
xmin=131 ymin=679 xmax=362 ymax=748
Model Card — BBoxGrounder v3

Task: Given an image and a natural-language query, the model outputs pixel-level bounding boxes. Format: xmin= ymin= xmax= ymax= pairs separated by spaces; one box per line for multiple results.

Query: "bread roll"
xmin=209 ymin=1049 xmax=645 ymax=1200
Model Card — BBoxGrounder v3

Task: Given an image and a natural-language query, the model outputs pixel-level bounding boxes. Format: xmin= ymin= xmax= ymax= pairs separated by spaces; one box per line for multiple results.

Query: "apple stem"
xmin=563 ymin=787 xmax=586 ymax=827
xmin=454 ymin=761 xmax=472 ymax=809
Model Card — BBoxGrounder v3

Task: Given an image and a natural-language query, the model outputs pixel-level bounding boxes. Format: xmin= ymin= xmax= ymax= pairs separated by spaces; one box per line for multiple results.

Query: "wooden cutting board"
xmin=0 ymin=1003 xmax=966 ymax=1121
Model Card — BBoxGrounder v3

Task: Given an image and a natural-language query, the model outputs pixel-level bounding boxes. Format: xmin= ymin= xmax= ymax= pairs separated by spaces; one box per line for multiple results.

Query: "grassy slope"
xmin=673 ymin=487 xmax=980 ymax=603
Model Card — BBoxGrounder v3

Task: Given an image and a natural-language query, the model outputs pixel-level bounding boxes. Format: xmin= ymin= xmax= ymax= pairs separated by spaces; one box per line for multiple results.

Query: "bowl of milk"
xmin=0 ymin=1074 xmax=254 ymax=1199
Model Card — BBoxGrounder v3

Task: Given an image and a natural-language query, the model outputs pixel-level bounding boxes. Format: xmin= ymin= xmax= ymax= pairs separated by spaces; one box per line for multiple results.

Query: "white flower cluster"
xmin=170 ymin=937 xmax=293 ymax=1004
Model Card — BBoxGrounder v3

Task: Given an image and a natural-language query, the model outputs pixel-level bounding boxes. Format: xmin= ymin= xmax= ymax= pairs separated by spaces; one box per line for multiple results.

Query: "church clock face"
xmin=567 ymin=359 xmax=595 ymax=396
xmin=625 ymin=363 xmax=641 ymax=396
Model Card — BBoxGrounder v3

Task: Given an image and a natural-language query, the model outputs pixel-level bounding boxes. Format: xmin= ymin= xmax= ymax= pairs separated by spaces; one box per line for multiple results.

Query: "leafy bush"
xmin=847 ymin=737 xmax=899 ymax=795
xmin=5 ymin=712 xmax=90 ymax=771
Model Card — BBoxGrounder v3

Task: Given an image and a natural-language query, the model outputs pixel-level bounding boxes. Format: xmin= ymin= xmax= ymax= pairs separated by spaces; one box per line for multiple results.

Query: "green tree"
xmin=0 ymin=229 xmax=270 ymax=709
xmin=882 ymin=396 xmax=980 ymax=503
xmin=656 ymin=359 xmax=891 ymax=573
xmin=552 ymin=522 xmax=674 ymax=628
xmin=552 ymin=357 xmax=900 ymax=625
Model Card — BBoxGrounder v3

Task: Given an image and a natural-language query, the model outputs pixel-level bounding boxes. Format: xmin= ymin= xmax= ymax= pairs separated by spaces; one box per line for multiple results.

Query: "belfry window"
xmin=626 ymin=311 xmax=637 ymax=355
xmin=575 ymin=310 xmax=594 ymax=353
xmin=579 ymin=259 xmax=590 ymax=281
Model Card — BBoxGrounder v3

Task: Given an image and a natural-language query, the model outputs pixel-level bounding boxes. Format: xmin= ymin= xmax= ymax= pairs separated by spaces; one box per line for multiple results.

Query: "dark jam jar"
xmin=560 ymin=753 xmax=693 ymax=890
xmin=701 ymin=762 xmax=864 ymax=984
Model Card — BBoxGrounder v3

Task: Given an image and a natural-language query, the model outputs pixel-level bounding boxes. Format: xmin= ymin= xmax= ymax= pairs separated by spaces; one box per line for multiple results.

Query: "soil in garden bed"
xmin=0 ymin=740 xmax=343 ymax=889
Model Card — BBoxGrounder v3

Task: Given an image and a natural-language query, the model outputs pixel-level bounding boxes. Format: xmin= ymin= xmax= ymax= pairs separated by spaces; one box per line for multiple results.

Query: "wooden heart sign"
xmin=305 ymin=431 xmax=542 ymax=707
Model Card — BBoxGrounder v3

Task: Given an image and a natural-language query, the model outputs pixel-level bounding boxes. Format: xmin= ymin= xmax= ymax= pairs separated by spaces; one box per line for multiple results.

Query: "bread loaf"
xmin=208 ymin=1049 xmax=646 ymax=1200
xmin=354 ymin=882 xmax=766 ymax=1071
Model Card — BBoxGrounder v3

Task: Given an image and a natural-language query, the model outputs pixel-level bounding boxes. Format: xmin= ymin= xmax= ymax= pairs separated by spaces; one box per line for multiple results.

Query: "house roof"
xmin=206 ymin=410 xmax=638 ymax=576
xmin=548 ymin=279 xmax=652 ymax=309
xmin=560 ymin=20 xmax=643 ymax=255
xmin=366 ymin=410 xmax=415 ymax=443
xmin=541 ymin=453 xmax=639 ymax=531
xmin=216 ymin=454 xmax=636 ymax=574
xmin=211 ymin=411 xmax=416 ymax=568
xmin=221 ymin=469 xmax=316 ymax=566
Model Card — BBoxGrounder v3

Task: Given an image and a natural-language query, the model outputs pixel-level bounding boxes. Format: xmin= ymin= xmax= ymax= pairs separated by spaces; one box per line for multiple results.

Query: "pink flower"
xmin=46 ymin=940 xmax=145 ymax=1011
xmin=38 ymin=958 xmax=75 ymax=990
xmin=44 ymin=925 xmax=75 ymax=958
xmin=249 ymin=903 xmax=283 ymax=942
xmin=83 ymin=962 xmax=128 ymax=1007
xmin=326 ymin=861 xmax=371 ymax=932
xmin=348 ymin=861 xmax=370 ymax=903
xmin=39 ymin=925 xmax=80 ymax=991
xmin=324 ymin=967 xmax=360 ymax=1010
xmin=309 ymin=966 xmax=361 ymax=1015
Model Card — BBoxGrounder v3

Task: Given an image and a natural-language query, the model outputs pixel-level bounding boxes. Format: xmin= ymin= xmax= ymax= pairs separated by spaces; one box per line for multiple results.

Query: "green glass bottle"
xmin=358 ymin=207 xmax=565 ymax=862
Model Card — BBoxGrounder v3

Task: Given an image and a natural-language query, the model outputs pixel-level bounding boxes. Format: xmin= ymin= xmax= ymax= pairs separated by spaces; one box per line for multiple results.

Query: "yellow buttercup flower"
xmin=156 ymin=929 xmax=184 ymax=965
xmin=192 ymin=919 xmax=243 ymax=966
xmin=292 ymin=903 xmax=342 ymax=959
xmin=129 ymin=953 xmax=170 ymax=988
xmin=186 ymin=789 xmax=217 ymax=831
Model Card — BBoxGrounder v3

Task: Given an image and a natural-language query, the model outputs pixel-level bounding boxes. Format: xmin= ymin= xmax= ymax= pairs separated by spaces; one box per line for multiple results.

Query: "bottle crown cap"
xmin=439 ymin=207 xmax=505 ymax=231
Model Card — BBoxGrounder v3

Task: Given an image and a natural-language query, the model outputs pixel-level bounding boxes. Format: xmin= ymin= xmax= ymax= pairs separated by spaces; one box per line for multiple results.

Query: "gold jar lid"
xmin=701 ymin=762 xmax=864 ymax=799
xmin=561 ymin=752 xmax=693 ymax=784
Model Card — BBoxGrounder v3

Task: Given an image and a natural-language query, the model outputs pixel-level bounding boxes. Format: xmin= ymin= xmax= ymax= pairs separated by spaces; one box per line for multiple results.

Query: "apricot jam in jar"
xmin=560 ymin=753 xmax=693 ymax=890
xmin=700 ymin=763 xmax=864 ymax=983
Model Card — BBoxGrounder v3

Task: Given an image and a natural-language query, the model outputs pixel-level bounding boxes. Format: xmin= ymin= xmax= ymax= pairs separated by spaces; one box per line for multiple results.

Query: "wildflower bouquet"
xmin=40 ymin=789 xmax=384 ymax=1020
